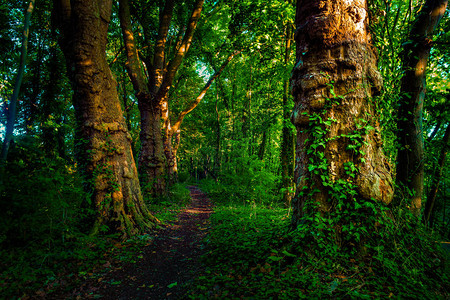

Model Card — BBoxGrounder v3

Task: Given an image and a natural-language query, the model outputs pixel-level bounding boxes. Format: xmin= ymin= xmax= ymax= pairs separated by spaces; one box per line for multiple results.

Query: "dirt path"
xmin=67 ymin=186 xmax=213 ymax=299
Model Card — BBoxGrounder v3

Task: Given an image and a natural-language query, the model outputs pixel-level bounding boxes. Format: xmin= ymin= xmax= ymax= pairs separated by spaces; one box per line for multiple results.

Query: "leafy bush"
xmin=0 ymin=137 xmax=87 ymax=297
xmin=199 ymin=156 xmax=279 ymax=207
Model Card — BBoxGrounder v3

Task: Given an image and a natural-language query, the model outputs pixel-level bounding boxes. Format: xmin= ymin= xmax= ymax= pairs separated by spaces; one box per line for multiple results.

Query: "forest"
xmin=0 ymin=0 xmax=449 ymax=298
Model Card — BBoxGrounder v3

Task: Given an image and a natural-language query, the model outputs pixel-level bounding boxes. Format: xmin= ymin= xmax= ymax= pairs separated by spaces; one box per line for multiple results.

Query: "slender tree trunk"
xmin=41 ymin=32 xmax=66 ymax=159
xmin=54 ymin=0 xmax=157 ymax=237
xmin=396 ymin=0 xmax=448 ymax=216
xmin=281 ymin=21 xmax=295 ymax=206
xmin=291 ymin=0 xmax=394 ymax=227
xmin=163 ymin=50 xmax=239 ymax=180
xmin=1 ymin=0 xmax=35 ymax=164
xmin=258 ymin=130 xmax=267 ymax=161
xmin=423 ymin=123 xmax=450 ymax=225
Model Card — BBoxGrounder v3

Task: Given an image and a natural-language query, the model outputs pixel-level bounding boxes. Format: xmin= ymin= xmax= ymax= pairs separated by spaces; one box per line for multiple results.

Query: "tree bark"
xmin=423 ymin=123 xmax=450 ymax=225
xmin=396 ymin=0 xmax=448 ymax=216
xmin=54 ymin=0 xmax=158 ymax=237
xmin=118 ymin=0 xmax=170 ymax=196
xmin=291 ymin=0 xmax=394 ymax=227
xmin=1 ymin=0 xmax=35 ymax=164
xmin=119 ymin=0 xmax=204 ymax=195
xmin=281 ymin=21 xmax=295 ymax=206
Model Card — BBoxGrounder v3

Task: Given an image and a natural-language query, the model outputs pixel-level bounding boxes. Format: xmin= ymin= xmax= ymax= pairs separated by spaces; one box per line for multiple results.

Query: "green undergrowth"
xmin=0 ymin=167 xmax=191 ymax=299
xmin=189 ymin=186 xmax=449 ymax=299
xmin=149 ymin=182 xmax=192 ymax=224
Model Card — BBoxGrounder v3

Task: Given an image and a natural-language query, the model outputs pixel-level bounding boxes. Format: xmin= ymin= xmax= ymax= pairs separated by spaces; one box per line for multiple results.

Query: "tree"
xmin=0 ymin=0 xmax=35 ymax=163
xmin=280 ymin=17 xmax=295 ymax=206
xmin=423 ymin=122 xmax=450 ymax=225
xmin=119 ymin=0 xmax=204 ymax=196
xmin=164 ymin=50 xmax=240 ymax=182
xmin=396 ymin=0 xmax=448 ymax=216
xmin=290 ymin=0 xmax=394 ymax=231
xmin=53 ymin=0 xmax=157 ymax=237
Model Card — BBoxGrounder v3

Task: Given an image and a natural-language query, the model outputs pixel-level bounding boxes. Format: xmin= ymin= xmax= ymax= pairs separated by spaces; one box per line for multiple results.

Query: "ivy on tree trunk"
xmin=291 ymin=0 xmax=394 ymax=236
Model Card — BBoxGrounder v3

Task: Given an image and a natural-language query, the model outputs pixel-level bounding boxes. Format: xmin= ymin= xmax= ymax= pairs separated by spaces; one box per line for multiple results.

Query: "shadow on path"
xmin=68 ymin=186 xmax=213 ymax=300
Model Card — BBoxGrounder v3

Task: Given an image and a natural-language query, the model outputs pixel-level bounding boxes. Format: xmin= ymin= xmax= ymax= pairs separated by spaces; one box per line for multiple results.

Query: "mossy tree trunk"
xmin=291 ymin=0 xmax=394 ymax=229
xmin=54 ymin=0 xmax=158 ymax=237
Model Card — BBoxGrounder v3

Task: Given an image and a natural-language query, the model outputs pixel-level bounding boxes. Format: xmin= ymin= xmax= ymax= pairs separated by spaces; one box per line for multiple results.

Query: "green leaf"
xmin=167 ymin=282 xmax=178 ymax=288
xmin=282 ymin=250 xmax=296 ymax=257
xmin=268 ymin=256 xmax=283 ymax=261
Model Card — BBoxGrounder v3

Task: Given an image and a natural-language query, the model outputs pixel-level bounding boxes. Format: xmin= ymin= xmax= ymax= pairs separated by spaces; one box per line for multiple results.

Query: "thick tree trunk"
xmin=54 ymin=0 xmax=157 ymax=237
xmin=291 ymin=0 xmax=394 ymax=227
xmin=423 ymin=123 xmax=450 ymax=225
xmin=119 ymin=0 xmax=168 ymax=196
xmin=396 ymin=0 xmax=448 ymax=216
xmin=119 ymin=0 xmax=203 ymax=195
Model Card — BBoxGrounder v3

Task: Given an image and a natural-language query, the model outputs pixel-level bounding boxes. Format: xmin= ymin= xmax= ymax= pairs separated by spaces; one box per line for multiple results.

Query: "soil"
xmin=63 ymin=186 xmax=213 ymax=300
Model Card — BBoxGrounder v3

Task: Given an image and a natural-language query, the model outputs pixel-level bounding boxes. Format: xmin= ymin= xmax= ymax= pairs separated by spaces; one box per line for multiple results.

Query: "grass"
xmin=188 ymin=185 xmax=450 ymax=299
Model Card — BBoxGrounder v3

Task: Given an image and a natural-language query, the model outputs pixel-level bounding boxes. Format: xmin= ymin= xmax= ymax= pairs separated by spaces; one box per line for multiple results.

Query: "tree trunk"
xmin=214 ymin=85 xmax=222 ymax=177
xmin=41 ymin=33 xmax=66 ymax=159
xmin=396 ymin=0 xmax=448 ymax=216
xmin=119 ymin=0 xmax=167 ymax=196
xmin=163 ymin=50 xmax=240 ymax=181
xmin=291 ymin=0 xmax=394 ymax=227
xmin=54 ymin=0 xmax=157 ymax=237
xmin=1 ymin=0 xmax=35 ymax=164
xmin=281 ymin=22 xmax=295 ymax=206
xmin=258 ymin=130 xmax=267 ymax=160
xmin=423 ymin=123 xmax=450 ymax=225
xmin=119 ymin=0 xmax=203 ymax=195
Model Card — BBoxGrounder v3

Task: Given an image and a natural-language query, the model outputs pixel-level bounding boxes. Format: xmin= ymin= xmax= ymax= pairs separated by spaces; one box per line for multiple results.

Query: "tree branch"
xmin=151 ymin=0 xmax=175 ymax=94
xmin=158 ymin=0 xmax=204 ymax=101
xmin=119 ymin=0 xmax=149 ymax=96
xmin=171 ymin=50 xmax=240 ymax=134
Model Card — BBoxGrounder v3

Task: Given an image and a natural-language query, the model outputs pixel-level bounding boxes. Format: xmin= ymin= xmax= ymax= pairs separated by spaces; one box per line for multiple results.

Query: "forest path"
xmin=69 ymin=186 xmax=213 ymax=299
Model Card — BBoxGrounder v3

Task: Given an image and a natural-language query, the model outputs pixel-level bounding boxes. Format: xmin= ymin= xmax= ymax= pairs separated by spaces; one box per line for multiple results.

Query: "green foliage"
xmin=0 ymin=136 xmax=86 ymax=297
xmin=150 ymin=183 xmax=192 ymax=223
xmin=0 ymin=147 xmax=191 ymax=298
xmin=189 ymin=201 xmax=449 ymax=299
xmin=200 ymin=157 xmax=279 ymax=206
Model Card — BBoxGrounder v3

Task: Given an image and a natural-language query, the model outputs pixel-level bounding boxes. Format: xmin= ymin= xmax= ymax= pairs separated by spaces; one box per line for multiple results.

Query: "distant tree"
xmin=396 ymin=0 xmax=448 ymax=216
xmin=0 ymin=0 xmax=35 ymax=163
xmin=290 ymin=0 xmax=394 ymax=231
xmin=165 ymin=50 xmax=240 ymax=181
xmin=424 ymin=122 xmax=449 ymax=225
xmin=53 ymin=0 xmax=158 ymax=236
